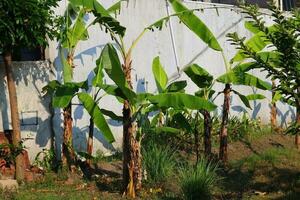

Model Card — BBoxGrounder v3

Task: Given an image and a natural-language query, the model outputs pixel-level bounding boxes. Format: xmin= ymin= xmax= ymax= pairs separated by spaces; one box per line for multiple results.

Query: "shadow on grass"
xmin=95 ymin=177 xmax=122 ymax=193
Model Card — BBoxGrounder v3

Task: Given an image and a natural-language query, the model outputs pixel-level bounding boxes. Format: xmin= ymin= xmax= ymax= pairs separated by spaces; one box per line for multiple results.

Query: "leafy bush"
xmin=142 ymin=142 xmax=176 ymax=183
xmin=180 ymin=158 xmax=220 ymax=200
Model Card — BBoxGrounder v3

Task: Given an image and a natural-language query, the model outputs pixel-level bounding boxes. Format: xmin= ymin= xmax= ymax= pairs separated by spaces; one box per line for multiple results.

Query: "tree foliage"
xmin=0 ymin=0 xmax=60 ymax=52
xmin=228 ymin=4 xmax=300 ymax=133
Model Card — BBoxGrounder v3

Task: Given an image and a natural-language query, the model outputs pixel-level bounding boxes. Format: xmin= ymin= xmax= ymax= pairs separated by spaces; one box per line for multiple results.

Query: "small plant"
xmin=142 ymin=142 xmax=176 ymax=183
xmin=180 ymin=158 xmax=220 ymax=200
xmin=34 ymin=148 xmax=57 ymax=171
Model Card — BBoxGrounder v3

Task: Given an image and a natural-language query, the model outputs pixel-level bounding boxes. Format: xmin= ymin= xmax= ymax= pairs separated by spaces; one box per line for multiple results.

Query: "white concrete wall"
xmin=4 ymin=0 xmax=292 ymax=160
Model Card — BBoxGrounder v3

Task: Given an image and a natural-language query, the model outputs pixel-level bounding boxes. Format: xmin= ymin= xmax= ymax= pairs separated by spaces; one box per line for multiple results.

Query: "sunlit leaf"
xmin=152 ymin=57 xmax=168 ymax=93
xmin=168 ymin=0 xmax=222 ymax=51
xmin=148 ymin=93 xmax=217 ymax=111
xmin=101 ymin=44 xmax=137 ymax=102
xmin=246 ymin=94 xmax=266 ymax=100
xmin=78 ymin=92 xmax=115 ymax=143
xmin=217 ymin=70 xmax=271 ymax=90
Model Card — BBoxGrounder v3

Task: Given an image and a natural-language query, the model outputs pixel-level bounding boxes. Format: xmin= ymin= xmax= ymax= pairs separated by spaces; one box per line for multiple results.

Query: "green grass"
xmin=0 ymin=172 xmax=99 ymax=200
xmin=143 ymin=142 xmax=176 ymax=184
xmin=230 ymin=147 xmax=296 ymax=171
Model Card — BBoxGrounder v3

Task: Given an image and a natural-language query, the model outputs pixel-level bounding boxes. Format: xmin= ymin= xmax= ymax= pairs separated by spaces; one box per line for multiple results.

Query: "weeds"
xmin=33 ymin=148 xmax=57 ymax=171
xmin=180 ymin=158 xmax=220 ymax=200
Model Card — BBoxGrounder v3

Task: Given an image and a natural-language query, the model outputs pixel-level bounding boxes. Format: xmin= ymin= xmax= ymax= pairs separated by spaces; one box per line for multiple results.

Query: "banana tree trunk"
xmin=219 ymin=83 xmax=231 ymax=164
xmin=62 ymin=104 xmax=75 ymax=169
xmin=87 ymin=118 xmax=94 ymax=165
xmin=201 ymin=110 xmax=212 ymax=158
xmin=122 ymin=56 xmax=142 ymax=198
xmin=3 ymin=50 xmax=24 ymax=181
xmin=271 ymin=80 xmax=277 ymax=131
xmin=62 ymin=54 xmax=75 ymax=170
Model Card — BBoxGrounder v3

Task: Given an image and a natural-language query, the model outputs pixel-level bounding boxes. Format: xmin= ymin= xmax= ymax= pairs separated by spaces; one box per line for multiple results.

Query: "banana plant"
xmin=84 ymin=0 xmax=232 ymax=195
xmin=93 ymin=42 xmax=216 ymax=197
xmin=184 ymin=64 xmax=214 ymax=158
xmin=44 ymin=0 xmax=125 ymax=169
xmin=152 ymin=59 xmax=215 ymax=163
xmin=56 ymin=3 xmax=90 ymax=168
xmin=216 ymin=62 xmax=272 ymax=163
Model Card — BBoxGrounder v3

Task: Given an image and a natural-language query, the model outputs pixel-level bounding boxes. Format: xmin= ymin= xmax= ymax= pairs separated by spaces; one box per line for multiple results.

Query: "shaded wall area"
xmin=0 ymin=61 xmax=53 ymax=162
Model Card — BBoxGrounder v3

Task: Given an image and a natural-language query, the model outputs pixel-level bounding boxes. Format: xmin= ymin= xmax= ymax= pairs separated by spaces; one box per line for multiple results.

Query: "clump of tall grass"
xmin=180 ymin=158 xmax=220 ymax=200
xmin=142 ymin=142 xmax=176 ymax=183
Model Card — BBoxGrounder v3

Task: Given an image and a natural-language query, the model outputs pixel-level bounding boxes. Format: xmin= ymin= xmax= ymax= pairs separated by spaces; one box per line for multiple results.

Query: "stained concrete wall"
xmin=1 ymin=0 xmax=294 ymax=161
xmin=0 ymin=61 xmax=53 ymax=162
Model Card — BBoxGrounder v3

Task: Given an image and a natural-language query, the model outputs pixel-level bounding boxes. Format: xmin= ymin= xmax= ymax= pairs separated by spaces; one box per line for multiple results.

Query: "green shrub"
xmin=142 ymin=142 xmax=176 ymax=183
xmin=180 ymin=158 xmax=220 ymax=200
xmin=34 ymin=148 xmax=57 ymax=171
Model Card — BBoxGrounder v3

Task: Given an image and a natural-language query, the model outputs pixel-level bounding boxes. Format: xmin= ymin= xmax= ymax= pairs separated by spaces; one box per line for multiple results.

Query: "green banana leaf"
xmin=62 ymin=8 xmax=89 ymax=49
xmin=101 ymin=44 xmax=137 ymax=103
xmin=100 ymin=108 xmax=123 ymax=122
xmin=246 ymin=94 xmax=266 ymax=100
xmin=272 ymin=91 xmax=283 ymax=103
xmin=195 ymin=89 xmax=216 ymax=100
xmin=217 ymin=70 xmax=271 ymax=90
xmin=148 ymin=93 xmax=217 ymax=111
xmin=77 ymin=92 xmax=115 ymax=143
xmin=184 ymin=64 xmax=213 ymax=88
xmin=92 ymin=0 xmax=126 ymax=37
xmin=232 ymin=90 xmax=251 ymax=109
xmin=166 ymin=81 xmax=187 ymax=92
xmin=232 ymin=62 xmax=259 ymax=72
xmin=101 ymin=84 xmax=126 ymax=103
xmin=42 ymin=80 xmax=61 ymax=96
xmin=152 ymin=56 xmax=168 ymax=93
xmin=52 ymin=80 xmax=88 ymax=108
xmin=107 ymin=0 xmax=123 ymax=14
xmin=52 ymin=86 xmax=77 ymax=108
xmin=60 ymin=48 xmax=73 ymax=83
xmin=168 ymin=0 xmax=222 ymax=51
